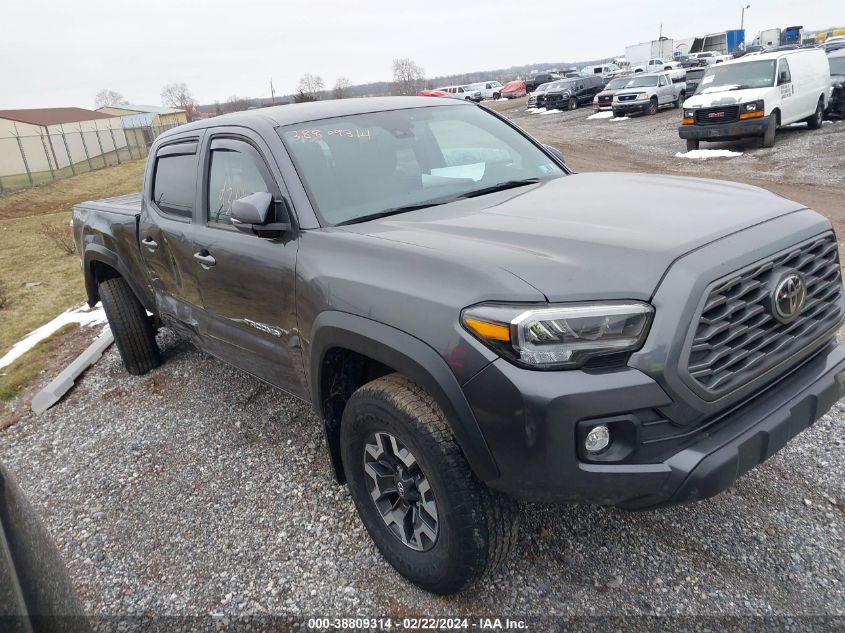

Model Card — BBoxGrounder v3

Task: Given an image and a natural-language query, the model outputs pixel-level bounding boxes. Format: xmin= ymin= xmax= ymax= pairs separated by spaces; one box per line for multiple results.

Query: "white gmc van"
xmin=679 ymin=49 xmax=831 ymax=150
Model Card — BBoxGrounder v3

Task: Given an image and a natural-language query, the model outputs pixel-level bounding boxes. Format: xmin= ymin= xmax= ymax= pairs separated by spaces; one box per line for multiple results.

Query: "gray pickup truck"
xmin=612 ymin=71 xmax=686 ymax=116
xmin=73 ymin=96 xmax=845 ymax=595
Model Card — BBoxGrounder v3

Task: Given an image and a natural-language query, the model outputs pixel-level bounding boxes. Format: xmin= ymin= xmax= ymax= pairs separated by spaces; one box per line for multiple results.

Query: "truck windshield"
xmin=605 ymin=78 xmax=630 ymax=89
xmin=278 ymin=105 xmax=565 ymax=226
xmin=699 ymin=60 xmax=776 ymax=93
xmin=621 ymin=76 xmax=659 ymax=88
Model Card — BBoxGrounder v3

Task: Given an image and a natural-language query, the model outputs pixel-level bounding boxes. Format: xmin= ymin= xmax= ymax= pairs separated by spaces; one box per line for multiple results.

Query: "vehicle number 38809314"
xmin=287 ymin=128 xmax=372 ymax=142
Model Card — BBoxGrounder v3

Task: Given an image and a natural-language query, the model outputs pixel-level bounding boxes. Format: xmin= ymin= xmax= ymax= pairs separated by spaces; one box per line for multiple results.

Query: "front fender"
xmin=309 ymin=311 xmax=500 ymax=482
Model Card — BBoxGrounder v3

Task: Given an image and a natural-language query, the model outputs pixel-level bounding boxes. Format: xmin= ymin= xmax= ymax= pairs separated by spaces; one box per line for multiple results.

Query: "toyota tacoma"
xmin=72 ymin=96 xmax=845 ymax=595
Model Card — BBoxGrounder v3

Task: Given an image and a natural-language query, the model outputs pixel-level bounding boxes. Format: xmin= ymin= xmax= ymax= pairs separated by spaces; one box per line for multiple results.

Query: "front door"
xmin=190 ymin=132 xmax=305 ymax=397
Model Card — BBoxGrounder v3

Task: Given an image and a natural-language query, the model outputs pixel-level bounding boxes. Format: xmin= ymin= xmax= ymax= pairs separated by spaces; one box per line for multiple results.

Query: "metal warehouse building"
xmin=0 ymin=107 xmax=128 ymax=191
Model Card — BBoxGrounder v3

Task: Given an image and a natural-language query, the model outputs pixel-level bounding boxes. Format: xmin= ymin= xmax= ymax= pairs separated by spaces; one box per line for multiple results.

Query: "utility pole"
xmin=270 ymin=79 xmax=276 ymax=106
xmin=741 ymin=4 xmax=750 ymax=31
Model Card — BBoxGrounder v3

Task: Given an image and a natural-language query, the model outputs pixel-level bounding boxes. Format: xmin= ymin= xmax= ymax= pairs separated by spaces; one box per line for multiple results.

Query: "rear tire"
xmin=686 ymin=138 xmax=700 ymax=151
xmin=674 ymin=91 xmax=685 ymax=108
xmin=98 ymin=277 xmax=160 ymax=376
xmin=805 ymin=96 xmax=824 ymax=130
xmin=340 ymin=374 xmax=519 ymax=595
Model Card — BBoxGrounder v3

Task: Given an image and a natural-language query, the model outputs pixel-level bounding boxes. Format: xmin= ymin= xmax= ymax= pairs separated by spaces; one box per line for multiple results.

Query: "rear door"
xmin=138 ymin=134 xmax=204 ymax=330
xmin=190 ymin=129 xmax=305 ymax=396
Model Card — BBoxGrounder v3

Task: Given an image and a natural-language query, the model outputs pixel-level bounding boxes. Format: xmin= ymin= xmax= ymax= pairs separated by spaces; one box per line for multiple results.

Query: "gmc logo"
xmin=707 ymin=111 xmax=725 ymax=119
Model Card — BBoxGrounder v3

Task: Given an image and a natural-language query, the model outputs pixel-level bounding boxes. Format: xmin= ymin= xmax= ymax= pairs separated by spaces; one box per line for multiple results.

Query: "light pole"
xmin=741 ymin=4 xmax=750 ymax=31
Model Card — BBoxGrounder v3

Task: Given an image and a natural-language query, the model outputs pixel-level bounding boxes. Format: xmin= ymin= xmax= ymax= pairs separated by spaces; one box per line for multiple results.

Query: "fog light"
xmin=585 ymin=425 xmax=611 ymax=453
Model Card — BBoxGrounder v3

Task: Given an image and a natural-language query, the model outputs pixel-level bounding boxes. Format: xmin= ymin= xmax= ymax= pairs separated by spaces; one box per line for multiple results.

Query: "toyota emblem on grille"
xmin=772 ymin=272 xmax=806 ymax=322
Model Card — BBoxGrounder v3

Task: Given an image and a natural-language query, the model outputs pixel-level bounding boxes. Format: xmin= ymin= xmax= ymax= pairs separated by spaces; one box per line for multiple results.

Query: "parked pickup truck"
xmin=612 ymin=72 xmax=686 ymax=116
xmin=73 ymin=96 xmax=845 ymax=595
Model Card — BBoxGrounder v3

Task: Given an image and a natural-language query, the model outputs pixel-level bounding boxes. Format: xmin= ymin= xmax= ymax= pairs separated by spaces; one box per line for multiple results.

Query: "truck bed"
xmin=77 ymin=192 xmax=142 ymax=216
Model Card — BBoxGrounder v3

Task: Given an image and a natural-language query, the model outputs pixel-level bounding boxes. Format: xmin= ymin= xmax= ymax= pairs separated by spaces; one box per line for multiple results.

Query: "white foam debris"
xmin=0 ymin=304 xmax=107 ymax=370
xmin=675 ymin=149 xmax=744 ymax=159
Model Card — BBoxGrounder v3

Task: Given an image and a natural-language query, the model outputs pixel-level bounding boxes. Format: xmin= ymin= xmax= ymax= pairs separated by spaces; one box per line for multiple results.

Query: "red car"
xmin=417 ymin=89 xmax=449 ymax=97
xmin=500 ymin=80 xmax=527 ymax=99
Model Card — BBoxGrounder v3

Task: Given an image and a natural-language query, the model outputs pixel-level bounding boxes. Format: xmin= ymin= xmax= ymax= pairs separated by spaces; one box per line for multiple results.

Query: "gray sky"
xmin=2 ymin=0 xmax=841 ymax=109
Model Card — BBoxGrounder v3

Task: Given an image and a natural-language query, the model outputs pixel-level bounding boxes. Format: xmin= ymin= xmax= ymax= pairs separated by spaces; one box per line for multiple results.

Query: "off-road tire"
xmin=686 ymin=138 xmax=700 ymax=151
xmin=568 ymin=97 xmax=578 ymax=111
xmin=806 ymin=96 xmax=824 ymax=130
xmin=340 ymin=374 xmax=519 ymax=595
xmin=647 ymin=98 xmax=658 ymax=115
xmin=98 ymin=277 xmax=160 ymax=375
xmin=762 ymin=111 xmax=778 ymax=148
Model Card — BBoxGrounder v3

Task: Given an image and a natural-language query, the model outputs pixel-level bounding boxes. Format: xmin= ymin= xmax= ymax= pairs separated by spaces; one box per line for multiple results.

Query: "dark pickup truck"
xmin=73 ymin=96 xmax=845 ymax=595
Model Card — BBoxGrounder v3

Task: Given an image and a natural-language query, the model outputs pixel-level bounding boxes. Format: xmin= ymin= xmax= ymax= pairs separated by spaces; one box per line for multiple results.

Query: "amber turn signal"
xmin=463 ymin=317 xmax=511 ymax=342
xmin=682 ymin=117 xmax=694 ymax=125
xmin=739 ymin=111 xmax=765 ymax=120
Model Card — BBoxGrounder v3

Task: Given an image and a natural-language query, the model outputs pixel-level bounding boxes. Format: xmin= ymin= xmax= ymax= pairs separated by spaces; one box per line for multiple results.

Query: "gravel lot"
xmin=2 ymin=98 xmax=845 ymax=628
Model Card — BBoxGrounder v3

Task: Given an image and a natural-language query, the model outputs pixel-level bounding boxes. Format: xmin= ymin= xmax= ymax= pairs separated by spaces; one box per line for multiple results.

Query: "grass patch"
xmin=0 ymin=159 xmax=144 ymax=358
xmin=0 ymin=159 xmax=145 ymax=221
xmin=0 ymin=323 xmax=79 ymax=401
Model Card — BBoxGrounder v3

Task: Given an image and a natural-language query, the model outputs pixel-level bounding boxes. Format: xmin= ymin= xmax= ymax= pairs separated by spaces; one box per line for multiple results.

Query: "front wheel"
xmin=340 ymin=374 xmax=519 ymax=595
xmin=647 ymin=98 xmax=658 ymax=115
xmin=806 ymin=97 xmax=824 ymax=130
xmin=568 ymin=97 xmax=578 ymax=110
xmin=492 ymin=92 xmax=500 ymax=100
xmin=612 ymin=109 xmax=623 ymax=118
xmin=762 ymin=113 xmax=778 ymax=147
xmin=686 ymin=138 xmax=700 ymax=151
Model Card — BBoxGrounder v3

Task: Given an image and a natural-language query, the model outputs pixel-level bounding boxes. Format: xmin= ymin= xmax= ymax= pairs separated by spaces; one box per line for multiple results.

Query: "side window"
xmin=207 ymin=141 xmax=271 ymax=225
xmin=659 ymin=75 xmax=668 ymax=86
xmin=778 ymin=59 xmax=792 ymax=84
xmin=152 ymin=145 xmax=197 ymax=219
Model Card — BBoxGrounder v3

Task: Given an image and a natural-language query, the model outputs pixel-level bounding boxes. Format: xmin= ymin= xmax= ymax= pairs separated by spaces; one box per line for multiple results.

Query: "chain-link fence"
xmin=0 ymin=123 xmax=181 ymax=195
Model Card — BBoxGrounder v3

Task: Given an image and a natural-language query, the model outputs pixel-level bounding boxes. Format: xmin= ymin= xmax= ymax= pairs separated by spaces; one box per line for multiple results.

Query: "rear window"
xmin=152 ymin=152 xmax=196 ymax=218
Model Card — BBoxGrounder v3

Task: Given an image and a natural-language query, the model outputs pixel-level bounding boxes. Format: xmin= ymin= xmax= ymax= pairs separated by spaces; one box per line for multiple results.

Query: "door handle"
xmin=193 ymin=251 xmax=216 ymax=268
xmin=141 ymin=236 xmax=158 ymax=252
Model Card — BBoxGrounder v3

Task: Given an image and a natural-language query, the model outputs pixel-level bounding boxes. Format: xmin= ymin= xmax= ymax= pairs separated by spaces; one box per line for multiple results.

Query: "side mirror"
xmin=231 ymin=192 xmax=290 ymax=236
xmin=544 ymin=144 xmax=565 ymax=164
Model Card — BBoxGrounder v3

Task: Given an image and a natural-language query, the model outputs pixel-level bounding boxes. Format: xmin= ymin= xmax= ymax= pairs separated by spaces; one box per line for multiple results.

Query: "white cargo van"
xmin=679 ymin=49 xmax=830 ymax=150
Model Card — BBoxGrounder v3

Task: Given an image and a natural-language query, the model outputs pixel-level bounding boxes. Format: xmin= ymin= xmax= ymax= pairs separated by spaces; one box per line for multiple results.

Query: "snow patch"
xmin=609 ymin=116 xmax=629 ymax=122
xmin=675 ymin=149 xmax=744 ymax=160
xmin=0 ymin=303 xmax=108 ymax=370
xmin=540 ymin=109 xmax=562 ymax=115
xmin=587 ymin=111 xmax=614 ymax=120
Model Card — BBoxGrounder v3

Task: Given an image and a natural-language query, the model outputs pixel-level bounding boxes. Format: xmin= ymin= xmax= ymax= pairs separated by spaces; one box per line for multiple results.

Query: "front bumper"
xmin=679 ymin=114 xmax=772 ymax=141
xmin=613 ymin=99 xmax=651 ymax=113
xmin=463 ymin=341 xmax=845 ymax=509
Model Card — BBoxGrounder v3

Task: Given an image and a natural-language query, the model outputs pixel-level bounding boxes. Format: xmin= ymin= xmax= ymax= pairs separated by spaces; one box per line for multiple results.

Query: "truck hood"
xmin=341 ymin=173 xmax=806 ymax=302
xmin=684 ymin=86 xmax=771 ymax=108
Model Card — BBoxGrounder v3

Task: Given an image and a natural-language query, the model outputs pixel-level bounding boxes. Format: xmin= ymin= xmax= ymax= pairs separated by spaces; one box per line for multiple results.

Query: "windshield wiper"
xmin=336 ymin=201 xmax=454 ymax=226
xmin=457 ymin=178 xmax=541 ymax=199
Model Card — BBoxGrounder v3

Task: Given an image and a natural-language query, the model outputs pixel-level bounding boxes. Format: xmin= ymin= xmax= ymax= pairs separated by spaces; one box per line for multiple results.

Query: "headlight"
xmin=740 ymin=99 xmax=764 ymax=113
xmin=461 ymin=301 xmax=654 ymax=369
xmin=684 ymin=108 xmax=696 ymax=118
xmin=637 ymin=93 xmax=649 ymax=100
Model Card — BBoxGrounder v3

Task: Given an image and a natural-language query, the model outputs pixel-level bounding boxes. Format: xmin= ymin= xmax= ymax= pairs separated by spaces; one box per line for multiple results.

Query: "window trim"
xmin=149 ymin=140 xmax=199 ymax=222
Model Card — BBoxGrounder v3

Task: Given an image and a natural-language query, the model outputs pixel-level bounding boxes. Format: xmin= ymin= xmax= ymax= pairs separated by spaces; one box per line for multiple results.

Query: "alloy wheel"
xmin=363 ymin=431 xmax=439 ymax=551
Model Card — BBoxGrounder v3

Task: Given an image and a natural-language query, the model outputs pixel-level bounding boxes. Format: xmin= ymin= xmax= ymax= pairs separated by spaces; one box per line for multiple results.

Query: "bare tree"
xmin=297 ymin=73 xmax=325 ymax=101
xmin=333 ymin=76 xmax=352 ymax=100
xmin=224 ymin=95 xmax=250 ymax=113
xmin=391 ymin=58 xmax=425 ymax=96
xmin=160 ymin=83 xmax=196 ymax=110
xmin=95 ymin=89 xmax=128 ymax=108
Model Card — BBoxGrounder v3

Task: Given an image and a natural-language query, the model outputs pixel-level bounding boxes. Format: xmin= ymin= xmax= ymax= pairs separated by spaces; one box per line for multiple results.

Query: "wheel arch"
xmin=83 ymin=245 xmax=154 ymax=313
xmin=309 ymin=311 xmax=500 ymax=485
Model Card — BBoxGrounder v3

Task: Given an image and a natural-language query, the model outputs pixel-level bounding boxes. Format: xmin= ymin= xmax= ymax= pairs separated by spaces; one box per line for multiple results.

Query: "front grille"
xmin=618 ymin=94 xmax=638 ymax=102
xmin=685 ymin=233 xmax=843 ymax=396
xmin=694 ymin=105 xmax=740 ymax=125
xmin=598 ymin=95 xmax=612 ymax=105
